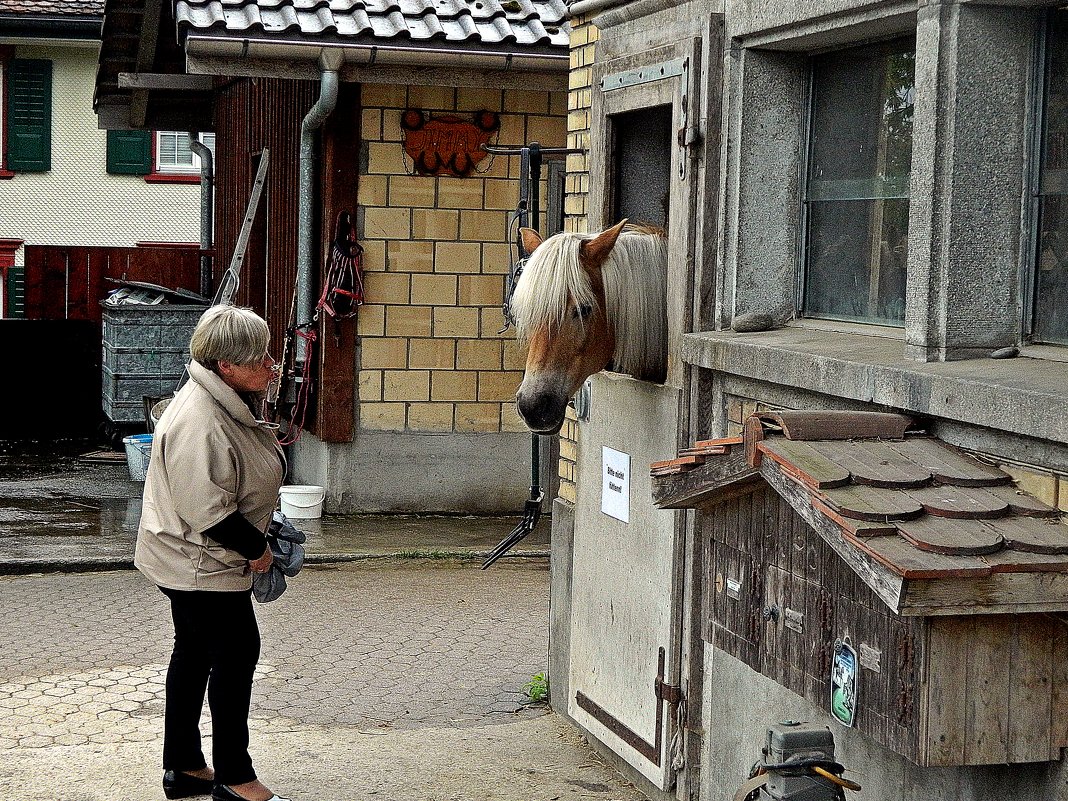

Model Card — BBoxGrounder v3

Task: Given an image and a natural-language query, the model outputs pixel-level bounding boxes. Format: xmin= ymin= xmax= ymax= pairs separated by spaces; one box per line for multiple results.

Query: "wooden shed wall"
xmin=213 ymin=77 xmax=359 ymax=441
xmin=703 ymin=485 xmax=925 ymax=761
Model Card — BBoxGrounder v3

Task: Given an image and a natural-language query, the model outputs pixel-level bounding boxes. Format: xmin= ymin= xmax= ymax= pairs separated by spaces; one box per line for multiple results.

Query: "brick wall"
xmin=557 ymin=15 xmax=598 ymax=504
xmin=356 ymin=83 xmax=566 ymax=435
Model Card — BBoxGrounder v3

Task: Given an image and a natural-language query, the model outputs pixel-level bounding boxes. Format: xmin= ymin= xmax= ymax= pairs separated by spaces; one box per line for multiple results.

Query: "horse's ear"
xmin=520 ymin=228 xmax=544 ymax=255
xmin=581 ymin=219 xmax=628 ymax=267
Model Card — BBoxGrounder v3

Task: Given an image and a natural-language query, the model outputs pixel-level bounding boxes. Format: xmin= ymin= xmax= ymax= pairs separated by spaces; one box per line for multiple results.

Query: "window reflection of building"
xmin=1035 ymin=11 xmax=1068 ymax=345
xmin=803 ymin=40 xmax=915 ymax=327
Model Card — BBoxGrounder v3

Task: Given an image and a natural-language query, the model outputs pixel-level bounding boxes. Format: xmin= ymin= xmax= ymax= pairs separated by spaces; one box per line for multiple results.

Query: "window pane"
xmin=803 ymin=40 xmax=915 ymax=326
xmin=156 ymin=131 xmax=195 ymax=171
xmin=1035 ymin=11 xmax=1068 ymax=345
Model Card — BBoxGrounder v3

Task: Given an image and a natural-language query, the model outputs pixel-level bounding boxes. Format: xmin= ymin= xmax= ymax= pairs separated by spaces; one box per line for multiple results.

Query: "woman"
xmin=136 ymin=305 xmax=288 ymax=801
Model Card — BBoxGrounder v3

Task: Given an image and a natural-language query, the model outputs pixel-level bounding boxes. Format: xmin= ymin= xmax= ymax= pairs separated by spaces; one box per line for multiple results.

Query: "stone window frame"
xmin=718 ymin=3 xmax=1045 ymax=362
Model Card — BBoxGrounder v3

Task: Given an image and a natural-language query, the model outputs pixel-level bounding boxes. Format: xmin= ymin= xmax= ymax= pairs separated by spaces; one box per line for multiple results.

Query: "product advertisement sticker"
xmin=830 ymin=637 xmax=858 ymax=728
xmin=601 ymin=447 xmax=631 ymax=523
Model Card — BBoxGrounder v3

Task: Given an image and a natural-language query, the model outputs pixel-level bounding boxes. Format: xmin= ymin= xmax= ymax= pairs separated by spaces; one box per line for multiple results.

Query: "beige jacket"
xmin=135 ymin=360 xmax=284 ymax=591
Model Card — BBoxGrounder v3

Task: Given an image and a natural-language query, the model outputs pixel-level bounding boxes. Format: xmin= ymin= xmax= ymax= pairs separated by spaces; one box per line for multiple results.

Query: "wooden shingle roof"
xmin=652 ymin=410 xmax=1068 ymax=616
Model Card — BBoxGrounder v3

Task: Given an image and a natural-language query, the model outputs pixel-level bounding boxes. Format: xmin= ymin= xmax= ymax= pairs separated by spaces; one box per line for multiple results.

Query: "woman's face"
xmin=218 ymin=352 xmax=278 ymax=393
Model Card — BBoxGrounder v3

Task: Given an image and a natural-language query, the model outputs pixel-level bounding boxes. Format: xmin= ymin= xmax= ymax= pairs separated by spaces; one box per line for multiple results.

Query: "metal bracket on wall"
xmin=599 ymin=57 xmax=691 ymax=180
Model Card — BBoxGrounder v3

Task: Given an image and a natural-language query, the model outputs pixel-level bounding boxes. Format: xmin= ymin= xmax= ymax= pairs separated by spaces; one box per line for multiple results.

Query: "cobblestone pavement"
xmin=0 ymin=561 xmax=549 ymax=748
xmin=0 ymin=560 xmax=645 ymax=801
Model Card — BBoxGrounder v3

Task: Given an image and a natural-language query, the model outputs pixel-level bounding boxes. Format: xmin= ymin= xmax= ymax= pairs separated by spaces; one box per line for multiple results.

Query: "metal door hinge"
xmin=655 ymin=675 xmax=684 ymax=706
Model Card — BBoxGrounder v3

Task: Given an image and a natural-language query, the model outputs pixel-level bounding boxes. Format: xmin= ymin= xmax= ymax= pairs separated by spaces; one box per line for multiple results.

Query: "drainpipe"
xmin=188 ymin=133 xmax=214 ymax=299
xmin=294 ymin=50 xmax=342 ymax=382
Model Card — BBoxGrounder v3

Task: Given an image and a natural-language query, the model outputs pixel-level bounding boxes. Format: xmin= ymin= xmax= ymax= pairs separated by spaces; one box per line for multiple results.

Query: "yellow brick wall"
xmin=357 ymin=83 xmax=567 ymax=434
xmin=556 ymin=14 xmax=598 ymax=504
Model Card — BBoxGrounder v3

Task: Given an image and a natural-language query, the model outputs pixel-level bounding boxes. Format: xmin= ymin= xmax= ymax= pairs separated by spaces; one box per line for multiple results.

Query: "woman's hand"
xmin=249 ymin=545 xmax=273 ymax=574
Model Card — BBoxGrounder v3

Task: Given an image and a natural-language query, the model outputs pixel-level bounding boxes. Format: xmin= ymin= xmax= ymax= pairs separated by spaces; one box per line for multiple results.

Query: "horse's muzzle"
xmin=516 ymin=387 xmax=568 ymax=435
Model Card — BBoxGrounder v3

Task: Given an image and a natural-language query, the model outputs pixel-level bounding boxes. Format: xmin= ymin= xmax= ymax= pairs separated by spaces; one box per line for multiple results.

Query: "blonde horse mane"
xmin=510 ymin=224 xmax=667 ymax=381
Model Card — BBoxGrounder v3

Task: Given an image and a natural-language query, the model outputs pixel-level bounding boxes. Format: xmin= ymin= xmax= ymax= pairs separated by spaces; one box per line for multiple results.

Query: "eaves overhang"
xmin=0 ymin=12 xmax=100 ymax=38
xmin=182 ymin=33 xmax=569 ymax=87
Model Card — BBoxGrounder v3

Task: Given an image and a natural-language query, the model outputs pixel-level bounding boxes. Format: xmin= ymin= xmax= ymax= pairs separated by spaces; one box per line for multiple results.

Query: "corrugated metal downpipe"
xmin=187 ymin=133 xmax=214 ymax=298
xmin=294 ymin=50 xmax=342 ymax=376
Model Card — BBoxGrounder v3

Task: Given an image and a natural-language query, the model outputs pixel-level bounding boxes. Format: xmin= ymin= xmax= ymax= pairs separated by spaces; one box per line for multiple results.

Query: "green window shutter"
xmin=106 ymin=129 xmax=152 ymax=175
xmin=6 ymin=59 xmax=52 ymax=172
xmin=5 ymin=267 xmax=26 ymax=318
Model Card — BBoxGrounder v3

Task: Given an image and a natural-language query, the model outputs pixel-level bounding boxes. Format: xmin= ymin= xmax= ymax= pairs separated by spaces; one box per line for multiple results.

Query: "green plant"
xmin=524 ymin=672 xmax=549 ymax=703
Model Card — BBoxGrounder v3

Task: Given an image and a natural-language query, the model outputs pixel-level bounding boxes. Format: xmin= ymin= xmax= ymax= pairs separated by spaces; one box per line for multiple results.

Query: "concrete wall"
xmin=568 ymin=371 xmax=681 ymax=790
xmin=0 ymin=42 xmax=201 ymax=266
xmin=560 ymin=0 xmax=1068 ymax=799
xmin=702 ymin=645 xmax=1063 ymax=801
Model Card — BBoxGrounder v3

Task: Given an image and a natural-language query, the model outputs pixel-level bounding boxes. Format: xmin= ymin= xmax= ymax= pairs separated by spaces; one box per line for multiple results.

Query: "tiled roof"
xmin=652 ymin=410 xmax=1068 ymax=597
xmin=175 ymin=0 xmax=569 ymax=49
xmin=0 ymin=0 xmax=102 ymax=15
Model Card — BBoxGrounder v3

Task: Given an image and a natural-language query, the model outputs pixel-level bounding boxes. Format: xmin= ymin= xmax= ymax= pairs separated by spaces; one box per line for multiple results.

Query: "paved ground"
xmin=0 ymin=560 xmax=645 ymax=801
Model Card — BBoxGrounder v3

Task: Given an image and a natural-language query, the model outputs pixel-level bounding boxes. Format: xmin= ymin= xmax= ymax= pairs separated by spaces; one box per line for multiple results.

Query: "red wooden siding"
xmin=22 ymin=244 xmax=201 ymax=325
xmin=213 ymin=76 xmax=357 ymax=442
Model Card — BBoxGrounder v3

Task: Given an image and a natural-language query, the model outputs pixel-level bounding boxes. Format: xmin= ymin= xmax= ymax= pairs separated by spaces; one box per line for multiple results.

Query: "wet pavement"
xmin=0 ymin=450 xmax=549 ymax=571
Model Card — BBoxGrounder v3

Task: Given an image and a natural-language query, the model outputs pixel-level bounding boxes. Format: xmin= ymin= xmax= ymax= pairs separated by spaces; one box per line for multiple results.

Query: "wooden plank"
xmin=1050 ymin=619 xmax=1068 ymax=756
xmin=905 ymin=486 xmax=1009 ymax=520
xmin=900 ymin=571 xmax=1068 ymax=616
xmin=758 ymin=439 xmax=850 ymax=489
xmin=885 ymin=438 xmax=1011 ymax=487
xmin=999 ymin=517 xmax=1068 ymax=555
xmin=987 ymin=484 xmax=1061 ymax=517
xmin=1008 ymin=615 xmax=1054 ymax=763
xmin=744 ymin=415 xmax=763 ymax=468
xmin=760 ymin=460 xmax=905 ymax=613
xmin=897 ymin=516 xmax=1004 ymax=557
xmin=921 ymin=617 xmax=969 ymax=766
xmin=820 ymin=485 xmax=924 ymax=522
xmin=855 ymin=534 xmax=992 ymax=579
xmin=964 ymin=616 xmax=1011 ymax=765
xmin=754 ymin=410 xmax=912 ymax=441
xmin=761 ymin=566 xmax=787 ymax=681
xmin=808 ymin=440 xmax=931 ymax=488
xmin=983 ymin=547 xmax=1068 ymax=573
xmin=650 ymin=455 xmax=706 ymax=474
xmin=650 ymin=449 xmax=756 ymax=509
xmin=811 ymin=498 xmax=897 ymax=537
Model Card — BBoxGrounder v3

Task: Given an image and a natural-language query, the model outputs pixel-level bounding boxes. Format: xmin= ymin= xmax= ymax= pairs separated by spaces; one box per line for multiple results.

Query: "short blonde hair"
xmin=189 ymin=305 xmax=270 ymax=368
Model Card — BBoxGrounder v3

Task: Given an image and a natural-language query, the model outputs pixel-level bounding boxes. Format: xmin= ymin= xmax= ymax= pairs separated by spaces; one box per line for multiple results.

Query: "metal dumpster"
xmin=101 ymin=304 xmax=205 ymax=424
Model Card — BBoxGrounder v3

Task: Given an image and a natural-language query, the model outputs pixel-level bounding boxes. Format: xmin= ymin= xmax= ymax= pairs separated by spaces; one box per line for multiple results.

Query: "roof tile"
xmin=0 ymin=0 xmax=102 ymax=16
xmin=652 ymin=410 xmax=1068 ymax=586
xmin=175 ymin=0 xmax=569 ymax=49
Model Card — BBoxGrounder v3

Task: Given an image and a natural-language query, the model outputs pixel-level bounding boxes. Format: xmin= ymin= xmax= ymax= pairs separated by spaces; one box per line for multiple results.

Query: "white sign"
xmin=601 ymin=447 xmax=631 ymax=523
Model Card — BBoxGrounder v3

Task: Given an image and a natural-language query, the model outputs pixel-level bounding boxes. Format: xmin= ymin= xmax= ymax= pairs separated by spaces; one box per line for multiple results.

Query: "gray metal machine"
xmin=734 ymin=721 xmax=858 ymax=801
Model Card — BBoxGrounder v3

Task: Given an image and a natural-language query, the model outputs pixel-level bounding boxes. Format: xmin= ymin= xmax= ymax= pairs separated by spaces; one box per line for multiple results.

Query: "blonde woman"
xmin=136 ymin=305 xmax=288 ymax=801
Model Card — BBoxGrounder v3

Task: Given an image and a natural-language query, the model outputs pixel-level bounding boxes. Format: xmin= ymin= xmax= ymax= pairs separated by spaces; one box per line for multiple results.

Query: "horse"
xmin=510 ymin=219 xmax=668 ymax=434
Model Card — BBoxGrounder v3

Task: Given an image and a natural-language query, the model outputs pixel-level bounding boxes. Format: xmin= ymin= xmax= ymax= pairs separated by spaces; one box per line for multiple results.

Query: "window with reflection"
xmin=1035 ymin=11 xmax=1068 ymax=345
xmin=803 ymin=39 xmax=915 ymax=326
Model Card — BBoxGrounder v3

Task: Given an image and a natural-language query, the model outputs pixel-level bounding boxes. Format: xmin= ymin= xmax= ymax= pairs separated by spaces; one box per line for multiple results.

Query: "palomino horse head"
xmin=510 ymin=220 xmax=667 ymax=434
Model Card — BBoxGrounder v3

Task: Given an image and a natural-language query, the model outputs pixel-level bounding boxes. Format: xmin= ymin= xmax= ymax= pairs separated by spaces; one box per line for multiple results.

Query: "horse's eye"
xmin=574 ymin=304 xmax=593 ymax=320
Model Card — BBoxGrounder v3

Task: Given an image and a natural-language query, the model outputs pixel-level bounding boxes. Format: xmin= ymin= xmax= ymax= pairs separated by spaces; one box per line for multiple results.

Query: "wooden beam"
xmin=118 ymin=72 xmax=213 ymax=91
xmin=135 ymin=0 xmax=160 ymax=72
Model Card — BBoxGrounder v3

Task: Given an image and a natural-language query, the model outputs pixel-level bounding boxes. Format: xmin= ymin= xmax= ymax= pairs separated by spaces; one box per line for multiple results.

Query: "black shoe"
xmin=163 ymin=769 xmax=215 ymax=799
xmin=212 ymin=784 xmax=290 ymax=801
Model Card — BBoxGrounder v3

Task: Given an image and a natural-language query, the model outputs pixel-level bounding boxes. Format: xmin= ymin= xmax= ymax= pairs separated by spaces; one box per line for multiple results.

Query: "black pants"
xmin=160 ymin=587 xmax=260 ymax=786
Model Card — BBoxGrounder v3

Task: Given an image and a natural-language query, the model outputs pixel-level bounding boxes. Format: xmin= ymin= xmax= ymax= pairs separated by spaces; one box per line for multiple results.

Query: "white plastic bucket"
xmin=279 ymin=485 xmax=326 ymax=519
xmin=123 ymin=433 xmax=153 ymax=482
